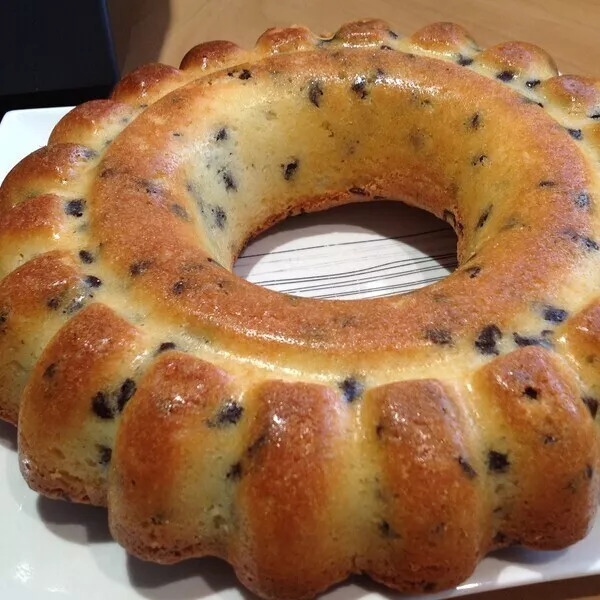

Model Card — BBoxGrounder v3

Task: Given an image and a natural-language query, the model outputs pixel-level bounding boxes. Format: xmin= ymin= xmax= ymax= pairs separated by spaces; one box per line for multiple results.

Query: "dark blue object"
xmin=0 ymin=0 xmax=119 ymax=117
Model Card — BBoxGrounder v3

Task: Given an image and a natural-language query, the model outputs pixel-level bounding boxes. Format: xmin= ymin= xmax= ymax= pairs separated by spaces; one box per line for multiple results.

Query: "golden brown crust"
xmin=562 ymin=299 xmax=600 ymax=398
xmin=231 ymin=381 xmax=349 ymax=600
xmin=255 ymin=26 xmax=318 ymax=54
xmin=2 ymin=17 xmax=600 ymax=600
xmin=111 ymin=63 xmax=186 ymax=106
xmin=92 ymin=48 xmax=593 ymax=368
xmin=109 ymin=353 xmax=237 ymax=559
xmin=475 ymin=41 xmax=558 ymax=79
xmin=0 ymin=193 xmax=64 ymax=234
xmin=409 ymin=22 xmax=478 ymax=56
xmin=359 ymin=380 xmax=484 ymax=593
xmin=180 ymin=40 xmax=249 ymax=72
xmin=0 ymin=194 xmax=67 ymax=276
xmin=0 ymin=143 xmax=98 ymax=209
xmin=0 ymin=251 xmax=82 ymax=424
xmin=541 ymin=75 xmax=600 ymax=118
xmin=18 ymin=303 xmax=144 ymax=506
xmin=586 ymin=122 xmax=600 ymax=158
xmin=49 ymin=99 xmax=136 ymax=150
xmin=474 ymin=347 xmax=599 ymax=548
xmin=331 ymin=18 xmax=399 ymax=46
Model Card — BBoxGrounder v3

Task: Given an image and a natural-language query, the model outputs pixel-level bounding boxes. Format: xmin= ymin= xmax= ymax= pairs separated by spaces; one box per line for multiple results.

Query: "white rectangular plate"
xmin=1 ymin=107 xmax=599 ymax=599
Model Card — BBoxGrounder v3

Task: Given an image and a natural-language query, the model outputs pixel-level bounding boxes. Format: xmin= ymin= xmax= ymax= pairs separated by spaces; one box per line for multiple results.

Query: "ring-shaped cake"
xmin=2 ymin=19 xmax=600 ymax=599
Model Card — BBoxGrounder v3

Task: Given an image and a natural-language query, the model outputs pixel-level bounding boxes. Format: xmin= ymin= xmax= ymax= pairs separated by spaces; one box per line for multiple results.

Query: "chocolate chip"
xmin=92 ymin=392 xmax=113 ymax=419
xmin=351 ymin=76 xmax=368 ymax=99
xmin=513 ymin=332 xmax=552 ymax=349
xmin=239 ymin=69 xmax=252 ymax=80
xmin=186 ymin=181 xmax=203 ymax=205
xmin=130 ymin=260 xmax=153 ymax=276
xmin=497 ymin=70 xmax=515 ymax=82
xmin=465 ymin=265 xmax=481 ymax=278
xmin=582 ymin=396 xmax=599 ymax=419
xmin=543 ymin=434 xmax=558 ymax=445
xmin=471 ymin=154 xmax=489 ymax=166
xmin=282 ymin=159 xmax=299 ymax=181
xmin=140 ymin=179 xmax=161 ymax=195
xmin=566 ymin=231 xmax=600 ymax=251
xmin=475 ymin=325 xmax=502 ymax=355
xmin=63 ymin=297 xmax=84 ymax=315
xmin=388 ymin=29 xmax=399 ymax=39
xmin=207 ymin=257 xmax=225 ymax=268
xmin=380 ymin=44 xmax=393 ymax=51
xmin=590 ymin=112 xmax=600 ymax=120
xmin=308 ymin=80 xmax=324 ymax=107
xmin=425 ymin=328 xmax=453 ymax=345
xmin=215 ymin=127 xmax=228 ymax=141
xmin=522 ymin=97 xmax=544 ymax=107
xmin=226 ymin=462 xmax=243 ymax=480
xmin=539 ymin=180 xmax=555 ymax=187
xmin=523 ymin=386 xmax=539 ymax=399
xmin=171 ymin=203 xmax=189 ymax=220
xmin=172 ymin=132 xmax=182 ymax=137
xmin=575 ymin=191 xmax=591 ymax=209
xmin=487 ymin=450 xmax=510 ymax=473
xmin=366 ymin=64 xmax=381 ymax=80
xmin=80 ymin=147 xmax=97 ymax=160
xmin=542 ymin=306 xmax=568 ymax=323
xmin=43 ymin=363 xmax=57 ymax=378
xmin=79 ymin=250 xmax=94 ymax=264
xmin=172 ymin=280 xmax=185 ymax=295
xmin=117 ymin=379 xmax=136 ymax=412
xmin=408 ymin=128 xmax=427 ymax=150
xmin=470 ymin=113 xmax=481 ymax=130
xmin=526 ymin=79 xmax=541 ymax=88
xmin=567 ymin=128 xmax=583 ymax=140
xmin=476 ymin=205 xmax=492 ymax=229
xmin=458 ymin=456 xmax=477 ymax=479
xmin=493 ymin=531 xmax=508 ymax=545
xmin=378 ymin=520 xmax=400 ymax=539
xmin=84 ymin=275 xmax=102 ymax=288
xmin=221 ymin=170 xmax=237 ymax=192
xmin=157 ymin=341 xmax=176 ymax=354
xmin=457 ymin=55 xmax=473 ymax=66
xmin=211 ymin=206 xmax=227 ymax=229
xmin=210 ymin=401 xmax=244 ymax=427
xmin=246 ymin=434 xmax=267 ymax=458
xmin=46 ymin=297 xmax=61 ymax=310
xmin=98 ymin=445 xmax=112 ymax=466
xmin=65 ymin=199 xmax=86 ymax=217
xmin=375 ymin=423 xmax=384 ymax=439
xmin=586 ymin=464 xmax=594 ymax=479
xmin=339 ymin=377 xmax=364 ymax=402
xmin=349 ymin=187 xmax=368 ymax=196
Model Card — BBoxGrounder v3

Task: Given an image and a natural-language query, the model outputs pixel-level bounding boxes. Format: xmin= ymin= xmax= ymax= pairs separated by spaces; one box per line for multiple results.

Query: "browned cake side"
xmin=2 ymin=19 xmax=600 ymax=600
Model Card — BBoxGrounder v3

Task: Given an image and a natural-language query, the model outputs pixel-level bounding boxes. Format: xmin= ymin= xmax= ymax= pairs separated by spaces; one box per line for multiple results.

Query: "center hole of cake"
xmin=233 ymin=201 xmax=457 ymax=300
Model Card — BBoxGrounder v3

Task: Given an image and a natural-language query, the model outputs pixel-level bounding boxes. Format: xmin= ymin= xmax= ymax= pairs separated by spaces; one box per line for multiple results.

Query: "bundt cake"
xmin=2 ymin=18 xmax=600 ymax=599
